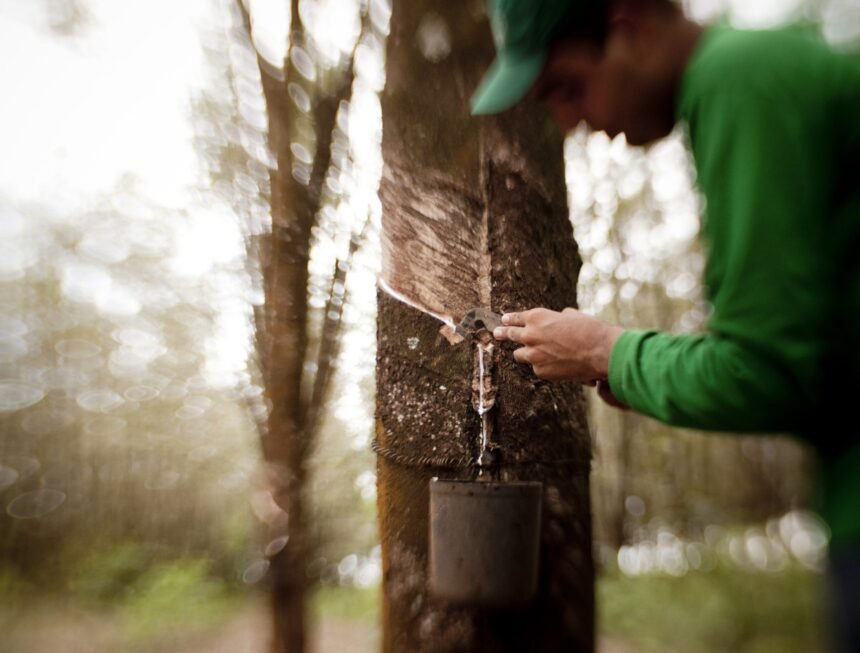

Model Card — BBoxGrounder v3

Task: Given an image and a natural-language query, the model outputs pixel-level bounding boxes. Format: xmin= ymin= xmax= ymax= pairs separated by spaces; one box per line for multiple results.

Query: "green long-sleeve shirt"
xmin=608 ymin=25 xmax=860 ymax=549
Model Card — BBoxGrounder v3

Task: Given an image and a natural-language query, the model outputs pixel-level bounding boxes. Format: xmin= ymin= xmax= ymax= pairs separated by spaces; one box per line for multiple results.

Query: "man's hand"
xmin=493 ymin=307 xmax=625 ymax=385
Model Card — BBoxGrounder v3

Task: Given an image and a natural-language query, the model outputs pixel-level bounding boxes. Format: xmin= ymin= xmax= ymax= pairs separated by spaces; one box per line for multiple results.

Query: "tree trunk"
xmin=235 ymin=1 xmax=362 ymax=650
xmin=375 ymin=2 xmax=595 ymax=652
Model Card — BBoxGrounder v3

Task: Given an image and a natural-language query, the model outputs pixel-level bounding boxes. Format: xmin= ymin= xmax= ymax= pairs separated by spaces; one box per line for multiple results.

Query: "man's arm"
xmin=608 ymin=329 xmax=805 ymax=431
xmin=492 ymin=308 xmax=805 ymax=431
xmin=607 ymin=83 xmax=831 ymax=432
xmin=499 ymin=84 xmax=832 ymax=433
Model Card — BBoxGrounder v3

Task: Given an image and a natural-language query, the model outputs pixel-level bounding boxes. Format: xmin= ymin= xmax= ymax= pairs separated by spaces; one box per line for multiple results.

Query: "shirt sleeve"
xmin=608 ymin=86 xmax=832 ymax=433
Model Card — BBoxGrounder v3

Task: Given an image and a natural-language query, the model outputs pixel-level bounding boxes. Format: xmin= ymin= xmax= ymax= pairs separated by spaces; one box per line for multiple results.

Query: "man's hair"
xmin=550 ymin=0 xmax=679 ymax=48
xmin=550 ymin=2 xmax=611 ymax=48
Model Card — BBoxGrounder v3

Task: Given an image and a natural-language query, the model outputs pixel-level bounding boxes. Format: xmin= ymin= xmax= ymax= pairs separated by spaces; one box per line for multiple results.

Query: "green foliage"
xmin=0 ymin=566 xmax=28 ymax=599
xmin=220 ymin=507 xmax=254 ymax=565
xmin=311 ymin=585 xmax=380 ymax=622
xmin=0 ymin=566 xmax=31 ymax=634
xmin=598 ymin=567 xmax=826 ymax=652
xmin=1 ymin=552 xmax=829 ymax=652
xmin=0 ymin=552 xmax=247 ymax=652
xmin=66 ymin=542 xmax=152 ymax=602
xmin=308 ymin=567 xmax=825 ymax=653
xmin=117 ymin=558 xmax=236 ymax=646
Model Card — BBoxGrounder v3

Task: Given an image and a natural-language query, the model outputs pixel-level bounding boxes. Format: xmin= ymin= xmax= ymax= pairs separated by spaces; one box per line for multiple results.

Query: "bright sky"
xmin=0 ymin=0 xmax=209 ymax=209
xmin=0 ymin=0 xmax=258 ymax=390
xmin=0 ymin=0 xmax=384 ymax=402
xmin=0 ymin=0 xmax=852 ymax=209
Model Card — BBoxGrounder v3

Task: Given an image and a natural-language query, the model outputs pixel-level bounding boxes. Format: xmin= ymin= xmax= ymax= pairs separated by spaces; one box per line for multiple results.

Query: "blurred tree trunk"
xmin=236 ymin=2 xmax=361 ymax=651
xmin=376 ymin=2 xmax=594 ymax=652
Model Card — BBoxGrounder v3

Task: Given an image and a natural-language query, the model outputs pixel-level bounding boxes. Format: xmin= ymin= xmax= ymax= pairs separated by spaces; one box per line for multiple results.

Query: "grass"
xmin=0 ymin=546 xmax=827 ymax=652
xmin=598 ymin=566 xmax=826 ymax=652
xmin=309 ymin=566 xmax=826 ymax=653
xmin=1 ymin=545 xmax=246 ymax=653
xmin=308 ymin=566 xmax=825 ymax=653
xmin=311 ymin=584 xmax=380 ymax=622
xmin=117 ymin=558 xmax=239 ymax=647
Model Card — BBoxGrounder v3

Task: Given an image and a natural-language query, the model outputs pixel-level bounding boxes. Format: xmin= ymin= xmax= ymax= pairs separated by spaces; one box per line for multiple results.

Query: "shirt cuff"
xmin=607 ymin=328 xmax=651 ymax=408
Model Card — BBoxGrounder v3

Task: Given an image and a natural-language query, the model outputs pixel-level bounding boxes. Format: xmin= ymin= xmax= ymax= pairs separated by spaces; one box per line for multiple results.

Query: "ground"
xmin=0 ymin=568 xmax=825 ymax=652
xmin=0 ymin=598 xmax=642 ymax=653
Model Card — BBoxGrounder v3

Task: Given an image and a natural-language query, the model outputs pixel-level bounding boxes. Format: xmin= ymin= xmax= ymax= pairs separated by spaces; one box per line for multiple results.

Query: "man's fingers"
xmin=501 ymin=309 xmax=534 ymax=326
xmin=512 ymin=346 xmax=532 ymax=364
xmin=493 ymin=326 xmax=526 ymax=343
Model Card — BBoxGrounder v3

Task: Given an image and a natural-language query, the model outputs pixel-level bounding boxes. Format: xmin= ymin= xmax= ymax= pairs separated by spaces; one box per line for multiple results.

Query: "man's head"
xmin=471 ymin=0 xmax=699 ymax=146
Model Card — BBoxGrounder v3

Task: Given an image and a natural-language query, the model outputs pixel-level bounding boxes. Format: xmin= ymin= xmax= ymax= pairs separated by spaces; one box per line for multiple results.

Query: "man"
xmin=471 ymin=0 xmax=860 ymax=648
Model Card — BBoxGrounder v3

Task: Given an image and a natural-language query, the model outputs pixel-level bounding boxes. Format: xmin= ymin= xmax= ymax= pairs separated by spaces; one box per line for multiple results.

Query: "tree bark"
xmin=236 ymin=1 xmax=362 ymax=650
xmin=376 ymin=2 xmax=595 ymax=651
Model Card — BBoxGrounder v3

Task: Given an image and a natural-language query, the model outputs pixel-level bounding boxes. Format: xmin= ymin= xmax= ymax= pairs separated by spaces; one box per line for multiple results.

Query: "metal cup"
xmin=428 ymin=478 xmax=542 ymax=608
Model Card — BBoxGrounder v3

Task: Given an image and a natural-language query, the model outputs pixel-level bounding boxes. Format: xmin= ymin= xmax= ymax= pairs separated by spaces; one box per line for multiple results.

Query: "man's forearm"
xmin=609 ymin=329 xmax=804 ymax=432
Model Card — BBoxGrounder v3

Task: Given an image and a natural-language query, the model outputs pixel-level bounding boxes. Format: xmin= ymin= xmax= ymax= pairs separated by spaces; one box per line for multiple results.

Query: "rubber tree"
xmin=375 ymin=2 xmax=595 ymax=651
xmin=232 ymin=1 xmax=366 ymax=650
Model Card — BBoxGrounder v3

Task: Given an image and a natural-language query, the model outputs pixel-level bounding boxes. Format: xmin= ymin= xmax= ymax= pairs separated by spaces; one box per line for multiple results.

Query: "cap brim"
xmin=470 ymin=51 xmax=546 ymax=116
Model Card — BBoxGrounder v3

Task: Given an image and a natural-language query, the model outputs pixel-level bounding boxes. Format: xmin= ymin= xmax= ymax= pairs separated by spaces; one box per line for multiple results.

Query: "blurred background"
xmin=1 ymin=0 xmax=858 ymax=651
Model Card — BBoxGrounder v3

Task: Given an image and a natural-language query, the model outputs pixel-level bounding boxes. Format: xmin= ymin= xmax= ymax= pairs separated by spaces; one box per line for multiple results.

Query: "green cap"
xmin=470 ymin=0 xmax=575 ymax=115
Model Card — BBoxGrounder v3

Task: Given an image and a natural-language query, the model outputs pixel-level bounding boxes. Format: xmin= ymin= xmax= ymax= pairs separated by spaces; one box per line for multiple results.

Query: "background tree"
xmin=210 ymin=1 xmax=378 ymax=650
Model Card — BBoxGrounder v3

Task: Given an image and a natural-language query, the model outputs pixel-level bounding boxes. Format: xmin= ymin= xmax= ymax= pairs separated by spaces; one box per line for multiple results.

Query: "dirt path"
xmin=177 ymin=607 xmax=380 ymax=653
xmin=3 ymin=599 xmax=634 ymax=652
xmin=169 ymin=610 xmax=631 ymax=653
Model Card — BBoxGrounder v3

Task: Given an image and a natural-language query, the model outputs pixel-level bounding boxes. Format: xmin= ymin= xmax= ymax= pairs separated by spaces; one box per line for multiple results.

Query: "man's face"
xmin=531 ymin=29 xmax=675 ymax=146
